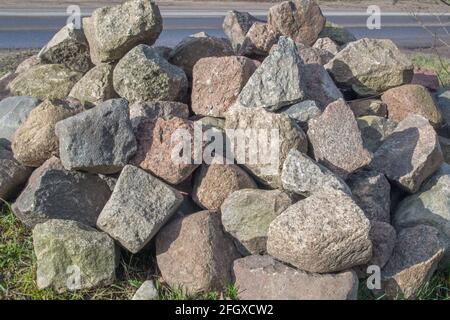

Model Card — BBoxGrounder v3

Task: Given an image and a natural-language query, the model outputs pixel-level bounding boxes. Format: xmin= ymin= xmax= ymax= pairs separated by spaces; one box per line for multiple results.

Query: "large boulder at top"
xmin=240 ymin=22 xmax=280 ymax=58
xmin=222 ymin=10 xmax=260 ymax=52
xmin=83 ymin=0 xmax=162 ymax=64
xmin=69 ymin=63 xmax=117 ymax=108
xmin=156 ymin=210 xmax=241 ymax=294
xmin=38 ymin=23 xmax=92 ymax=73
xmin=233 ymin=255 xmax=358 ymax=300
xmin=319 ymin=21 xmax=356 ymax=45
xmin=357 ymin=116 xmax=397 ymax=153
xmin=303 ymin=63 xmax=343 ymax=109
xmin=12 ymin=99 xmax=83 ymax=167
xmin=192 ymin=164 xmax=257 ymax=210
xmin=131 ymin=116 xmax=198 ymax=185
xmin=113 ymin=45 xmax=188 ymax=104
xmin=12 ymin=157 xmax=112 ymax=228
xmin=225 ymin=107 xmax=308 ymax=188
xmin=370 ymin=114 xmax=443 ymax=193
xmin=281 ymin=149 xmax=350 ymax=197
xmin=169 ymin=32 xmax=234 ymax=80
xmin=394 ymin=163 xmax=450 ymax=265
xmin=268 ymin=0 xmax=326 ymax=46
xmin=236 ymin=37 xmax=306 ymax=111
xmin=0 ymin=96 xmax=40 ymax=144
xmin=33 ymin=219 xmax=118 ymax=293
xmin=0 ymin=146 xmax=33 ymax=200
xmin=55 ymin=99 xmax=137 ymax=174
xmin=192 ymin=56 xmax=257 ymax=118
xmin=381 ymin=84 xmax=442 ymax=127
xmin=9 ymin=64 xmax=83 ymax=100
xmin=325 ymin=38 xmax=414 ymax=96
xmin=97 ymin=165 xmax=183 ymax=253
xmin=267 ymin=188 xmax=372 ymax=273
xmin=221 ymin=189 xmax=294 ymax=255
xmin=308 ymin=99 xmax=372 ymax=179
xmin=381 ymin=225 xmax=445 ymax=299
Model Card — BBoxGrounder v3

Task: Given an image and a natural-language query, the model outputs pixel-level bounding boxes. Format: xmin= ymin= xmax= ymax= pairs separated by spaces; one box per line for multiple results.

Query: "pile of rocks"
xmin=1 ymin=0 xmax=449 ymax=300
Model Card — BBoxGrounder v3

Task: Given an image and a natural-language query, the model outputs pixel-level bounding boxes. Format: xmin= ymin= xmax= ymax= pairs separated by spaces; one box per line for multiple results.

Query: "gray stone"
xmin=279 ymin=100 xmax=321 ymax=130
xmin=267 ymin=188 xmax=372 ymax=273
xmin=97 ymin=165 xmax=183 ymax=253
xmin=223 ymin=10 xmax=260 ymax=52
xmin=348 ymin=99 xmax=388 ymax=118
xmin=12 ymin=157 xmax=112 ymax=228
xmin=152 ymin=46 xmax=172 ymax=60
xmin=221 ymin=189 xmax=294 ymax=255
xmin=313 ymin=37 xmax=339 ymax=55
xmin=318 ymin=22 xmax=356 ymax=45
xmin=357 ymin=116 xmax=397 ymax=153
xmin=297 ymin=43 xmax=334 ymax=65
xmin=33 ymin=219 xmax=118 ymax=293
xmin=113 ymin=44 xmax=188 ymax=104
xmin=436 ymin=88 xmax=450 ymax=129
xmin=55 ymin=98 xmax=137 ymax=174
xmin=15 ymin=55 xmax=40 ymax=74
xmin=303 ymin=63 xmax=343 ymax=109
xmin=132 ymin=280 xmax=158 ymax=300
xmin=233 ymin=255 xmax=359 ymax=300
xmin=0 ymin=146 xmax=33 ymax=200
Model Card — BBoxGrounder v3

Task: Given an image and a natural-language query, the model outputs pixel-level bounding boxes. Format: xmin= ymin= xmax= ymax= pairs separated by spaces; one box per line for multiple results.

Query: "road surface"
xmin=0 ymin=6 xmax=449 ymax=49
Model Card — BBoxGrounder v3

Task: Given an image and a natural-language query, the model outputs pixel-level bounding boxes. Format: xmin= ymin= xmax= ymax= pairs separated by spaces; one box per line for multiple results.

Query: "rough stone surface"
xmin=279 ymin=100 xmax=321 ymax=130
xmin=368 ymin=221 xmax=396 ymax=269
xmin=357 ymin=116 xmax=397 ymax=153
xmin=9 ymin=64 xmax=83 ymax=100
xmin=237 ymin=37 xmax=306 ymax=111
xmin=192 ymin=56 xmax=257 ymax=117
xmin=0 ymin=72 xmax=16 ymax=100
xmin=33 ymin=219 xmax=117 ymax=293
xmin=0 ymin=146 xmax=33 ymax=200
xmin=0 ymin=96 xmax=40 ymax=143
xmin=411 ymin=68 xmax=440 ymax=91
xmin=436 ymin=89 xmax=450 ymax=131
xmin=97 ymin=165 xmax=183 ymax=253
xmin=240 ymin=22 xmax=280 ymax=57
xmin=348 ymin=99 xmax=388 ymax=118
xmin=325 ymin=38 xmax=414 ymax=96
xmin=313 ymin=37 xmax=339 ymax=55
xmin=382 ymin=225 xmax=445 ymax=299
xmin=222 ymin=10 xmax=260 ymax=52
xmin=15 ymin=55 xmax=40 ymax=74
xmin=169 ymin=32 xmax=234 ymax=80
xmin=193 ymin=164 xmax=257 ymax=210
xmin=267 ymin=188 xmax=372 ymax=273
xmin=12 ymin=99 xmax=82 ymax=167
xmin=55 ymin=98 xmax=136 ymax=174
xmin=113 ymin=44 xmax=188 ymax=104
xmin=308 ymin=99 xmax=373 ymax=179
xmin=297 ymin=43 xmax=334 ymax=65
xmin=440 ymin=136 xmax=450 ymax=163
xmin=268 ymin=0 xmax=326 ymax=46
xmin=132 ymin=280 xmax=158 ymax=300
xmin=303 ymin=63 xmax=343 ymax=109
xmin=346 ymin=170 xmax=391 ymax=223
xmin=233 ymin=255 xmax=359 ymax=300
xmin=370 ymin=114 xmax=443 ymax=193
xmin=83 ymin=0 xmax=162 ymax=64
xmin=156 ymin=210 xmax=241 ymax=294
xmin=221 ymin=189 xmax=294 ymax=255
xmin=281 ymin=149 xmax=351 ymax=197
xmin=318 ymin=22 xmax=356 ymax=45
xmin=381 ymin=84 xmax=442 ymax=127
xmin=225 ymin=107 xmax=308 ymax=188
xmin=38 ymin=24 xmax=92 ymax=73
xmin=69 ymin=63 xmax=117 ymax=108
xmin=12 ymin=157 xmax=112 ymax=227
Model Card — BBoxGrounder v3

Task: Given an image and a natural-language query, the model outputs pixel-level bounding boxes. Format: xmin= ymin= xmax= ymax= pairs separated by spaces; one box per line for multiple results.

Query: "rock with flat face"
xmin=240 ymin=22 xmax=280 ymax=57
xmin=33 ymin=219 xmax=118 ymax=293
xmin=192 ymin=56 xmax=257 ymax=117
xmin=55 ymin=99 xmax=137 ymax=174
xmin=12 ymin=99 xmax=83 ymax=167
xmin=236 ymin=37 xmax=306 ymax=111
xmin=69 ymin=63 xmax=117 ymax=108
xmin=38 ymin=23 xmax=92 ymax=73
xmin=12 ymin=157 xmax=112 ymax=228
xmin=268 ymin=0 xmax=326 ymax=46
xmin=9 ymin=64 xmax=83 ymax=100
xmin=267 ymin=188 xmax=372 ymax=273
xmin=113 ymin=45 xmax=188 ymax=104
xmin=83 ymin=0 xmax=162 ymax=64
xmin=233 ymin=255 xmax=359 ymax=300
xmin=223 ymin=10 xmax=260 ymax=52
xmin=279 ymin=100 xmax=321 ymax=130
xmin=169 ymin=32 xmax=234 ymax=80
xmin=0 ymin=96 xmax=40 ymax=143
xmin=303 ymin=63 xmax=343 ymax=109
xmin=318 ymin=22 xmax=356 ymax=45
xmin=97 ymin=165 xmax=183 ymax=253
xmin=0 ymin=146 xmax=33 ymax=200
xmin=325 ymin=38 xmax=414 ymax=96
xmin=308 ymin=99 xmax=372 ymax=179
xmin=313 ymin=37 xmax=339 ymax=55
xmin=132 ymin=280 xmax=158 ymax=300
xmin=346 ymin=170 xmax=391 ymax=223
xmin=15 ymin=55 xmax=40 ymax=74
xmin=221 ymin=189 xmax=294 ymax=255
xmin=370 ymin=114 xmax=443 ymax=193
xmin=281 ymin=149 xmax=350 ymax=197
xmin=382 ymin=84 xmax=442 ymax=127
xmin=225 ymin=107 xmax=308 ymax=188
xmin=368 ymin=221 xmax=397 ymax=269
xmin=156 ymin=210 xmax=241 ymax=294
xmin=297 ymin=43 xmax=334 ymax=65
xmin=382 ymin=225 xmax=445 ymax=299
xmin=357 ymin=116 xmax=397 ymax=153
xmin=349 ymin=99 xmax=388 ymax=118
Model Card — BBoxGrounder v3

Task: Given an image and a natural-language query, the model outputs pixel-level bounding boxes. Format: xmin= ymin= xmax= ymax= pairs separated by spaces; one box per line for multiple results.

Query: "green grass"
xmin=411 ymin=52 xmax=450 ymax=87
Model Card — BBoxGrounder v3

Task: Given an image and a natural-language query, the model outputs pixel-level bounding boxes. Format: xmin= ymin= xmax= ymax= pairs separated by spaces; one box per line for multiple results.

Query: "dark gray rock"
xmin=0 ymin=146 xmax=33 ymax=200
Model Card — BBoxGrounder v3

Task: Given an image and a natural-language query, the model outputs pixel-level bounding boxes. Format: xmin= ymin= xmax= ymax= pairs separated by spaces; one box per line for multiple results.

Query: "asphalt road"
xmin=0 ymin=8 xmax=449 ymax=49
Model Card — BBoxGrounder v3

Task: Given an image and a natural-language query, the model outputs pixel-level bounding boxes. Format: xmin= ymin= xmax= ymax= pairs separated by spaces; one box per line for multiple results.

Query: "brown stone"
xmin=411 ymin=68 xmax=440 ymax=91
xmin=240 ymin=22 xmax=280 ymax=57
